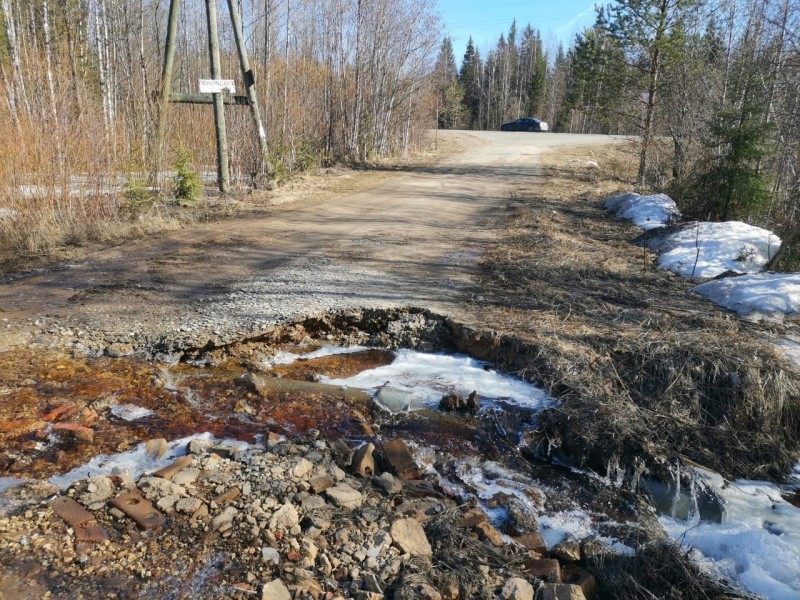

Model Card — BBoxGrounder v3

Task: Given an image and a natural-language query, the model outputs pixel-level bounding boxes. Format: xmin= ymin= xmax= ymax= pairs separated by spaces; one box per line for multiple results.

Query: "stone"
xmin=501 ymin=577 xmax=534 ymax=600
xmin=261 ymin=579 xmax=291 ymax=600
xmin=458 ymin=506 xmax=489 ymax=529
xmin=390 ymin=518 xmax=432 ymax=557
xmin=138 ymin=477 xmax=186 ymax=502
xmin=524 ymin=558 xmax=561 ymax=583
xmin=351 ymin=443 xmax=376 ymax=478
xmin=366 ymin=530 xmax=392 ymax=557
xmin=110 ymin=490 xmax=165 ymax=530
xmin=270 ymin=503 xmax=299 ymax=531
xmin=504 ymin=500 xmax=539 ymax=537
xmin=76 ymin=476 xmax=115 ymax=510
xmin=536 ymin=584 xmax=586 ymax=600
xmin=213 ymin=487 xmax=240 ymax=505
xmin=188 ymin=438 xmax=213 ymax=455
xmin=175 ymin=497 xmax=203 ymax=515
xmin=291 ymin=458 xmax=314 ymax=479
xmin=373 ymin=472 xmax=402 ymax=495
xmin=439 ymin=391 xmax=480 ymax=413
xmin=153 ymin=456 xmax=193 ymax=480
xmin=53 ymin=422 xmax=94 ymax=443
xmin=301 ymin=495 xmax=327 ymax=510
xmin=145 ymin=438 xmax=168 ymax=459
xmin=515 ymin=531 xmax=547 ymax=556
xmin=475 ymin=521 xmax=505 ymax=547
xmin=561 ymin=565 xmax=597 ymax=600
xmin=211 ymin=506 xmax=238 ymax=532
xmin=309 ymin=474 xmax=335 ymax=494
xmin=78 ymin=406 xmax=99 ymax=427
xmin=261 ymin=547 xmax=280 ymax=566
xmin=325 ymin=484 xmax=363 ymax=509
xmin=551 ymin=539 xmax=581 ymax=563
xmin=171 ymin=468 xmax=201 ymax=486
xmin=382 ymin=439 xmax=420 ymax=480
xmin=156 ymin=495 xmax=180 ymax=513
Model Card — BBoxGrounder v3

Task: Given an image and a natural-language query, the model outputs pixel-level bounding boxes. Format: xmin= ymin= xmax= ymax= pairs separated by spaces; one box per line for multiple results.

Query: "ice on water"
xmin=321 ymin=349 xmax=551 ymax=411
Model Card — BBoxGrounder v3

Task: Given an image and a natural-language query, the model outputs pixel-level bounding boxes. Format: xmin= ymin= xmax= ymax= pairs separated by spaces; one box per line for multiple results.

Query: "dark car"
xmin=500 ymin=117 xmax=549 ymax=132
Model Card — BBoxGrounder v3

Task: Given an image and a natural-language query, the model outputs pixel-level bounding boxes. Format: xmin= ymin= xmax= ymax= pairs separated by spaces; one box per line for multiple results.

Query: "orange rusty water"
xmin=0 ymin=346 xmax=398 ymax=479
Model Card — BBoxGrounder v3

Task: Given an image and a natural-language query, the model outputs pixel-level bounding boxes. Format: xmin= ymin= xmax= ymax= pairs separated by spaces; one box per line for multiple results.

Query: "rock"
xmin=394 ymin=583 xmax=442 ymax=600
xmin=458 ymin=506 xmax=489 ymax=529
xmin=53 ymin=422 xmax=94 ymax=443
xmin=439 ymin=391 xmax=480 ymax=413
xmin=261 ymin=547 xmax=281 ymax=566
xmin=309 ymin=474 xmax=335 ymax=494
xmin=390 ymin=518 xmax=432 ymax=557
xmin=514 ymin=531 xmax=547 ymax=556
xmin=351 ymin=443 xmax=376 ymax=478
xmin=270 ymin=503 xmax=299 ymax=531
xmin=551 ymin=539 xmax=581 ymax=563
xmin=524 ymin=558 xmax=561 ymax=583
xmin=561 ymin=565 xmax=597 ymax=600
xmin=171 ymin=468 xmax=200 ymax=486
xmin=138 ymin=477 xmax=186 ymax=502
xmin=188 ymin=437 xmax=213 ymax=455
xmin=536 ymin=584 xmax=586 ymax=600
xmin=153 ymin=456 xmax=193 ymax=480
xmin=291 ymin=458 xmax=314 ymax=479
xmin=175 ymin=497 xmax=203 ymax=515
xmin=475 ymin=521 xmax=505 ymax=547
xmin=366 ymin=530 xmax=392 ymax=557
xmin=145 ymin=438 xmax=169 ymax=459
xmin=501 ymin=577 xmax=534 ymax=600
xmin=261 ymin=579 xmax=291 ymax=600
xmin=503 ymin=500 xmax=538 ymax=537
xmin=382 ymin=439 xmax=420 ymax=480
xmin=265 ymin=431 xmax=284 ymax=448
xmin=156 ymin=495 xmax=180 ymax=513
xmin=301 ymin=495 xmax=327 ymax=510
xmin=76 ymin=476 xmax=115 ymax=510
xmin=78 ymin=406 xmax=99 ymax=427
xmin=213 ymin=487 xmax=240 ymax=505
xmin=373 ymin=472 xmax=402 ymax=495
xmin=211 ymin=506 xmax=238 ymax=532
xmin=325 ymin=484 xmax=363 ymax=509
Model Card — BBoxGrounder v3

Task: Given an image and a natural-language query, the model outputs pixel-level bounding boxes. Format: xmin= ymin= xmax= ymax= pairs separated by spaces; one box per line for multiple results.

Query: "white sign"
xmin=199 ymin=79 xmax=236 ymax=94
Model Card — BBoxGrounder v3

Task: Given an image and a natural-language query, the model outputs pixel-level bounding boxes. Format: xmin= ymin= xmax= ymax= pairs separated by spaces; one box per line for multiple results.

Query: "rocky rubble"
xmin=0 ymin=431 xmax=605 ymax=599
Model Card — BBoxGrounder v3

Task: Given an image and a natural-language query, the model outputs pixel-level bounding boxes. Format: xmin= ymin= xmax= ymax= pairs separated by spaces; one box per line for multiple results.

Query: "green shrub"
xmin=124 ymin=172 xmax=156 ymax=215
xmin=173 ymin=149 xmax=201 ymax=203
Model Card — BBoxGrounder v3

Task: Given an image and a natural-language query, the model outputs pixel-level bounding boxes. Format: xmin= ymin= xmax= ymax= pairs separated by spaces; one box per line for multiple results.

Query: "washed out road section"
xmin=0 ymin=132 xmax=617 ymax=353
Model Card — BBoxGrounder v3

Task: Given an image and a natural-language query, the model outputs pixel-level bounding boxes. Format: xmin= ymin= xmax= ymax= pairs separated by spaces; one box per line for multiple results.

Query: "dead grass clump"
xmin=480 ymin=143 xmax=800 ymax=481
xmin=589 ymin=541 xmax=757 ymax=599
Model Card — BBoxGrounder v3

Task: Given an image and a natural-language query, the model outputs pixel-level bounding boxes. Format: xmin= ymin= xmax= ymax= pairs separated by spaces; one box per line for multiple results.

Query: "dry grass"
xmin=478 ymin=142 xmax=800 ymax=481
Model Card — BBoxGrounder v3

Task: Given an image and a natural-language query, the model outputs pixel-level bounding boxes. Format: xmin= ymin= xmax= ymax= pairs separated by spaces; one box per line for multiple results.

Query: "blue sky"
xmin=436 ymin=0 xmax=599 ymax=61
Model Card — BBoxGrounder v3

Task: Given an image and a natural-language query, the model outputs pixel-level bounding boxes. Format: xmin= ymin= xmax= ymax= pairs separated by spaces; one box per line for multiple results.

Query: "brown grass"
xmin=477 ymin=142 xmax=800 ymax=481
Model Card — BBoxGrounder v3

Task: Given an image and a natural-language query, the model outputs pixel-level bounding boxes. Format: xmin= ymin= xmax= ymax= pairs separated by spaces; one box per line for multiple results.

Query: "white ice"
xmin=775 ymin=337 xmax=800 ymax=368
xmin=694 ymin=273 xmax=800 ymax=321
xmin=48 ymin=433 xmax=217 ymax=489
xmin=661 ymin=464 xmax=800 ymax=600
xmin=264 ymin=344 xmax=369 ymax=366
xmin=109 ymin=404 xmax=155 ymax=421
xmin=320 ymin=349 xmax=551 ymax=411
xmin=0 ymin=477 xmax=26 ymax=494
xmin=603 ymin=192 xmax=679 ymax=230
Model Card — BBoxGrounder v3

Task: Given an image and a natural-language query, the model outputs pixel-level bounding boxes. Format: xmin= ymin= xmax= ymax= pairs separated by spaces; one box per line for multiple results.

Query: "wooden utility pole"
xmin=205 ymin=0 xmax=230 ymax=194
xmin=155 ymin=0 xmax=269 ymax=195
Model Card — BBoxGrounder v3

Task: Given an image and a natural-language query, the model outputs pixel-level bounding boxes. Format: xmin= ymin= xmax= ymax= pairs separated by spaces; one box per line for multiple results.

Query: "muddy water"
xmin=0 ymin=346 xmax=399 ymax=480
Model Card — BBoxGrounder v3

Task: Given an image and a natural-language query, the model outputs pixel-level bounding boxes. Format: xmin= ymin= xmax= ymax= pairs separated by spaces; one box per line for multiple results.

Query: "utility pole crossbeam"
xmin=154 ymin=0 xmax=269 ymax=195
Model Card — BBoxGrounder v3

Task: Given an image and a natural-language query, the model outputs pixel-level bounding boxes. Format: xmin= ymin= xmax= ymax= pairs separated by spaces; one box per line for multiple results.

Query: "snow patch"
xmin=265 ymin=344 xmax=369 ymax=366
xmin=0 ymin=477 xmax=26 ymax=494
xmin=603 ymin=192 xmax=679 ymax=230
xmin=694 ymin=273 xmax=800 ymax=321
xmin=48 ymin=433 xmax=217 ymax=489
xmin=644 ymin=221 xmax=781 ymax=279
xmin=320 ymin=349 xmax=551 ymax=411
xmin=661 ymin=464 xmax=800 ymax=600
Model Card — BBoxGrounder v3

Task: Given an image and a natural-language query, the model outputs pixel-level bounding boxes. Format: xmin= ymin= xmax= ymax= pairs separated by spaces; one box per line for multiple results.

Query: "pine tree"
xmin=459 ymin=37 xmax=483 ymax=129
xmin=433 ymin=37 xmax=463 ymax=129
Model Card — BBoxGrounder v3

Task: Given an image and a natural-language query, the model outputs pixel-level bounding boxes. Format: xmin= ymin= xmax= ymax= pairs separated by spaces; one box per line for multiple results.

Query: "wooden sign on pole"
xmin=155 ymin=0 xmax=270 ymax=195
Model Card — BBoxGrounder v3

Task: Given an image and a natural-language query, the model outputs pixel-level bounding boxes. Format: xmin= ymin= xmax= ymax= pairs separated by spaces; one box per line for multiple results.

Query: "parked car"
xmin=500 ymin=117 xmax=549 ymax=132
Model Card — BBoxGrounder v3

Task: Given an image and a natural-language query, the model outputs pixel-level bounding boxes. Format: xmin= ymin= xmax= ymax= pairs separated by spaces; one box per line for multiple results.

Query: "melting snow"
xmin=320 ymin=349 xmax=551 ymax=411
xmin=264 ymin=344 xmax=369 ymax=366
xmin=0 ymin=477 xmax=26 ymax=494
xmin=48 ymin=433 xmax=218 ymax=489
xmin=603 ymin=192 xmax=679 ymax=230
xmin=661 ymin=464 xmax=800 ymax=600
xmin=643 ymin=221 xmax=781 ymax=279
xmin=694 ymin=273 xmax=800 ymax=322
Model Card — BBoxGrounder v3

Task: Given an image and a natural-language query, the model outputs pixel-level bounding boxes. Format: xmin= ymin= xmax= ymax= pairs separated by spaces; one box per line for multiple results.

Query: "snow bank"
xmin=661 ymin=464 xmax=800 ymax=600
xmin=603 ymin=192 xmax=679 ymax=230
xmin=694 ymin=273 xmax=800 ymax=321
xmin=643 ymin=221 xmax=781 ymax=279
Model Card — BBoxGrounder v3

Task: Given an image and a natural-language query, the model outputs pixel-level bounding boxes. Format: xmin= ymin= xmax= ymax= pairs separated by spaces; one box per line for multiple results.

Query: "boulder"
xmin=390 ymin=518 xmax=432 ymax=557
xmin=501 ymin=577 xmax=534 ymax=600
xmin=325 ymin=484 xmax=363 ymax=509
xmin=536 ymin=584 xmax=586 ymax=600
xmin=261 ymin=579 xmax=291 ymax=600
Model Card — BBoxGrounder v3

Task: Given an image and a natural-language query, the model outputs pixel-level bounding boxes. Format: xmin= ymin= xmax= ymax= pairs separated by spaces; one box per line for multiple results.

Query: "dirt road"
xmin=0 ymin=132 xmax=617 ymax=354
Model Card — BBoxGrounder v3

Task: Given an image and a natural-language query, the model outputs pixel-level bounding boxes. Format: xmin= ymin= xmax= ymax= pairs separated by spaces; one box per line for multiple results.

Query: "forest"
xmin=434 ymin=0 xmax=800 ymax=268
xmin=0 ymin=0 xmax=798 ymax=266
